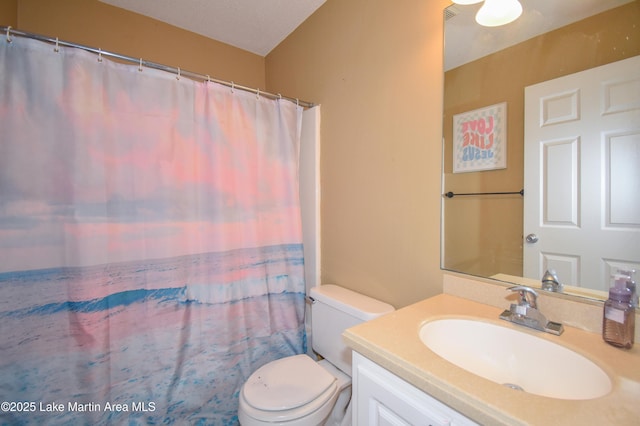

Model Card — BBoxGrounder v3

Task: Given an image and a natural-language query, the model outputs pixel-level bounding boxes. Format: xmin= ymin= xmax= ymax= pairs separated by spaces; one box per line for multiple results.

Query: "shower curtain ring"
xmin=139 ymin=58 xmax=143 ymax=72
xmin=231 ymin=82 xmax=235 ymax=93
xmin=54 ymin=37 xmax=59 ymax=53
xmin=256 ymin=89 xmax=260 ymax=100
xmin=176 ymin=67 xmax=181 ymax=80
xmin=206 ymin=75 xmax=211 ymax=84
xmin=6 ymin=26 xmax=12 ymax=43
xmin=97 ymin=48 xmax=103 ymax=63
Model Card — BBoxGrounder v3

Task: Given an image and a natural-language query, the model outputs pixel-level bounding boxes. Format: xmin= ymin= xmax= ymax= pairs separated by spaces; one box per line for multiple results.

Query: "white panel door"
xmin=524 ymin=56 xmax=640 ymax=291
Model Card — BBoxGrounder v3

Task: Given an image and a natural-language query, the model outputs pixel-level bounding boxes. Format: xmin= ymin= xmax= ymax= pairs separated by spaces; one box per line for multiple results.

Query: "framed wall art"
xmin=453 ymin=102 xmax=507 ymax=173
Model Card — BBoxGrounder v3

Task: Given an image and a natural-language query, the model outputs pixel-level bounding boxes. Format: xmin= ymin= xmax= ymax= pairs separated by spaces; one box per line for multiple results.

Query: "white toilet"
xmin=238 ymin=284 xmax=394 ymax=426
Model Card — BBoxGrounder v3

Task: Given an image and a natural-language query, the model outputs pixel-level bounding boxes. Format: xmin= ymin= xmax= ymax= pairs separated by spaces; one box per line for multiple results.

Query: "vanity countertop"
xmin=343 ymin=293 xmax=640 ymax=426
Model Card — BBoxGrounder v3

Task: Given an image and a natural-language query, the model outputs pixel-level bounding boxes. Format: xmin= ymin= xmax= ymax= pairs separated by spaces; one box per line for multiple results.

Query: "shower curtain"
xmin=0 ymin=36 xmax=306 ymax=425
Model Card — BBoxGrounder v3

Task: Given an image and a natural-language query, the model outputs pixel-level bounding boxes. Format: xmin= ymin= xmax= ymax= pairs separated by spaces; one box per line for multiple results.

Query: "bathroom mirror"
xmin=442 ymin=0 xmax=640 ymax=301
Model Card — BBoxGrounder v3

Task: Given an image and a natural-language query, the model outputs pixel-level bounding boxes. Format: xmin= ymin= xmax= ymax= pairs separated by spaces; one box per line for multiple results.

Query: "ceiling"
xmin=99 ymin=0 xmax=327 ymax=56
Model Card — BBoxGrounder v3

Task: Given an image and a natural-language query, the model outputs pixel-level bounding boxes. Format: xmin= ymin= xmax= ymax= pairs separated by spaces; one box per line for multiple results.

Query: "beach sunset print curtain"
xmin=0 ymin=36 xmax=306 ymax=425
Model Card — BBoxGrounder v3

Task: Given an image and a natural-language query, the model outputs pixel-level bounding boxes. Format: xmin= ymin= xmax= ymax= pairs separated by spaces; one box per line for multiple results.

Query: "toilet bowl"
xmin=237 ymin=285 xmax=394 ymax=426
xmin=238 ymin=356 xmax=351 ymax=426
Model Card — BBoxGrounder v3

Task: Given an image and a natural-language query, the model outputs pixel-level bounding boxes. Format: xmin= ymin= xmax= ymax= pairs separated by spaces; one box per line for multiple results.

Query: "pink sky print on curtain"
xmin=0 ymin=40 xmax=302 ymax=273
xmin=0 ymin=35 xmax=306 ymax=424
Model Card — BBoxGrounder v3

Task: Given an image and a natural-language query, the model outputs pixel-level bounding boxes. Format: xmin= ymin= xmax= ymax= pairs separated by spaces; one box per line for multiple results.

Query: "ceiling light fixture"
xmin=452 ymin=0 xmax=523 ymax=27
xmin=475 ymin=0 xmax=523 ymax=27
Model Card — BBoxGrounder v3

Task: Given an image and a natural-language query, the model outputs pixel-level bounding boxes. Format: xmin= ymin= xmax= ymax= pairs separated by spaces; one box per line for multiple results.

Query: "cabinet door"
xmin=352 ymin=352 xmax=478 ymax=426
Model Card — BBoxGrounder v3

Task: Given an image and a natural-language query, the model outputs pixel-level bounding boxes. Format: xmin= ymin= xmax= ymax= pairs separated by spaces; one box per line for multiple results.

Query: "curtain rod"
xmin=2 ymin=26 xmax=315 ymax=108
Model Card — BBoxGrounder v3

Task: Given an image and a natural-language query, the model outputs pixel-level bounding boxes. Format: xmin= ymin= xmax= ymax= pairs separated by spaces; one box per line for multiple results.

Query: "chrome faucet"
xmin=541 ymin=269 xmax=563 ymax=293
xmin=499 ymin=286 xmax=564 ymax=335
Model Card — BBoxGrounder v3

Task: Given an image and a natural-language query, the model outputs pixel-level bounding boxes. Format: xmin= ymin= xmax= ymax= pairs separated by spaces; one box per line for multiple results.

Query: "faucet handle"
xmin=507 ymin=285 xmax=538 ymax=310
xmin=501 ymin=285 xmax=564 ymax=335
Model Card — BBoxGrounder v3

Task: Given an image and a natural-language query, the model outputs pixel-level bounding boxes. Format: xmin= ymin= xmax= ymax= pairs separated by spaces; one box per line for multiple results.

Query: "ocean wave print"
xmin=1 ymin=287 xmax=186 ymax=318
xmin=0 ymin=244 xmax=306 ymax=424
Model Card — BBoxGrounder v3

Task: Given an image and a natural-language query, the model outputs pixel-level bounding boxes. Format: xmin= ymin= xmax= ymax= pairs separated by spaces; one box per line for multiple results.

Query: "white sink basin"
xmin=419 ymin=318 xmax=612 ymax=400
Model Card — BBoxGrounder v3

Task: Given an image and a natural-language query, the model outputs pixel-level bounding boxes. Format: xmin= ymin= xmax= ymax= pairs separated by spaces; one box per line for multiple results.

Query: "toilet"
xmin=238 ymin=284 xmax=394 ymax=426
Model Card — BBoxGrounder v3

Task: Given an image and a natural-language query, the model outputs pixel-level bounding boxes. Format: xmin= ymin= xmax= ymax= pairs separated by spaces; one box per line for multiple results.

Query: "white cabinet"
xmin=352 ymin=352 xmax=478 ymax=426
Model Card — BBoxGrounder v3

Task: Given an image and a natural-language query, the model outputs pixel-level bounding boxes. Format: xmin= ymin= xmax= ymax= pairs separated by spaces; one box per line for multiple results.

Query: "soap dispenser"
xmin=618 ymin=269 xmax=638 ymax=309
xmin=602 ymin=273 xmax=635 ymax=349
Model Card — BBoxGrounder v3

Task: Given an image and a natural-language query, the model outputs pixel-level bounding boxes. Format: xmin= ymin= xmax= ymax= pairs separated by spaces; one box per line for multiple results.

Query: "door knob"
xmin=525 ymin=234 xmax=538 ymax=243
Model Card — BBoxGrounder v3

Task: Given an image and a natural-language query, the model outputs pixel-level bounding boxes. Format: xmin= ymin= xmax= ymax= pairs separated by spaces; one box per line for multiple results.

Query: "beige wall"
xmin=4 ymin=0 xmax=265 ymax=88
xmin=3 ymin=0 xmax=450 ymax=309
xmin=266 ymin=0 xmax=451 ymax=308
xmin=0 ymin=0 xmax=18 ymax=27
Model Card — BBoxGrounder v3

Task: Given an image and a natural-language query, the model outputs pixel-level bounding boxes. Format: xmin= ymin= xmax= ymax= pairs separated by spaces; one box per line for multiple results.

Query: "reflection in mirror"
xmin=442 ymin=0 xmax=640 ymax=301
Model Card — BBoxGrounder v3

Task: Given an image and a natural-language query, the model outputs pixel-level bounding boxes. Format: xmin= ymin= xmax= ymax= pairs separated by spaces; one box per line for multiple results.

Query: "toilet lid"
xmin=243 ymin=354 xmax=336 ymax=411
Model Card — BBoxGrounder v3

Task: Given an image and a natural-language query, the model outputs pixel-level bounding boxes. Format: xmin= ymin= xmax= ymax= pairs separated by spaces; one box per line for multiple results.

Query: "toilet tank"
xmin=310 ymin=284 xmax=394 ymax=375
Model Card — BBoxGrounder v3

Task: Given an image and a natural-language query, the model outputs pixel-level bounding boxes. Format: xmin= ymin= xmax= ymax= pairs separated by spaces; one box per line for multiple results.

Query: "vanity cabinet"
xmin=352 ymin=351 xmax=478 ymax=426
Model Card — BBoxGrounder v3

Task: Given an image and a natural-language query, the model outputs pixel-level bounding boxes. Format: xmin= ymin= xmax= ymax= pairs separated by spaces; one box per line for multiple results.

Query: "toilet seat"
xmin=240 ymin=354 xmax=338 ymax=422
